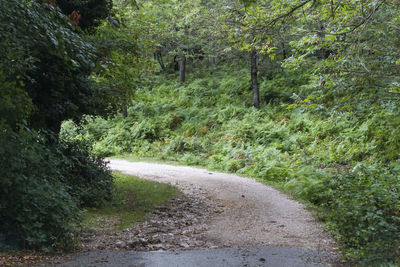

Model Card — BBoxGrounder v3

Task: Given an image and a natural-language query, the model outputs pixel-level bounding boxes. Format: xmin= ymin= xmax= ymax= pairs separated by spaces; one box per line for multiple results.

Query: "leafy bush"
xmin=57 ymin=139 xmax=114 ymax=208
xmin=0 ymin=129 xmax=79 ymax=251
xmin=0 ymin=77 xmax=33 ymax=129
xmin=284 ymin=167 xmax=330 ymax=205
xmin=0 ymin=127 xmax=114 ymax=251
xmin=0 ymin=0 xmax=115 ymax=253
xmin=325 ymin=165 xmax=400 ymax=264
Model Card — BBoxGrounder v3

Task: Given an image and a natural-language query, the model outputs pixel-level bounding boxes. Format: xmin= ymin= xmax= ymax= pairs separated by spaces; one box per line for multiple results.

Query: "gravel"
xmin=82 ymin=191 xmax=221 ymax=251
xmin=108 ymin=159 xmax=338 ymax=254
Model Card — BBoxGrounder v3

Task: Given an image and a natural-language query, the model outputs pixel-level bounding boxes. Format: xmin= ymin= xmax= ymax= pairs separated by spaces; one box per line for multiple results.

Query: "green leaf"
xmin=325 ymin=35 xmax=335 ymax=43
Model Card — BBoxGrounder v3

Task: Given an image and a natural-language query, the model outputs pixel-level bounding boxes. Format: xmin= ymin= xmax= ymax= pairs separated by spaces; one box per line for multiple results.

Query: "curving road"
xmin=108 ymin=159 xmax=335 ymax=251
xmin=50 ymin=159 xmax=341 ymax=267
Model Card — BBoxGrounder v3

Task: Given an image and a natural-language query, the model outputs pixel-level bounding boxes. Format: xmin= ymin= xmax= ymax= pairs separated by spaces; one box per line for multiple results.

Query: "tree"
xmin=0 ymin=0 xmax=114 ymax=251
xmin=92 ymin=0 xmax=161 ymax=116
xmin=220 ymin=1 xmax=267 ymax=108
xmin=284 ymin=0 xmax=400 ymax=112
xmin=220 ymin=0 xmax=318 ymax=108
xmin=137 ymin=0 xmax=217 ymax=83
xmin=0 ymin=0 xmax=109 ymax=133
xmin=156 ymin=0 xmax=204 ymax=83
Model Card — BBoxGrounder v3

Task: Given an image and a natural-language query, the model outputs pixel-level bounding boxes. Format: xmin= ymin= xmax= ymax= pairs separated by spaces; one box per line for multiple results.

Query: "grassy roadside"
xmin=83 ymin=172 xmax=177 ymax=230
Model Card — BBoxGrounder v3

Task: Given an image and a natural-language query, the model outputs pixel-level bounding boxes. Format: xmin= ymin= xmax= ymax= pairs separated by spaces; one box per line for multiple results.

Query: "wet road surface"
xmin=49 ymin=246 xmax=336 ymax=267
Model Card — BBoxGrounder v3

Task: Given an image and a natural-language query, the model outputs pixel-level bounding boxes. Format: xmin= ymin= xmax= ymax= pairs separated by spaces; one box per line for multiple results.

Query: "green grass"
xmin=83 ymin=172 xmax=177 ymax=230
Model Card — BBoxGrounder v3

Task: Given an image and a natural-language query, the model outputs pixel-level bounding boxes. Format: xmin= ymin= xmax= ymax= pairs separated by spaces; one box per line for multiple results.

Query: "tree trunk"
xmin=155 ymin=51 xmax=165 ymax=71
xmin=179 ymin=55 xmax=186 ymax=84
xmin=121 ymin=103 xmax=128 ymax=118
xmin=173 ymin=55 xmax=179 ymax=72
xmin=281 ymin=42 xmax=287 ymax=60
xmin=250 ymin=49 xmax=260 ymax=108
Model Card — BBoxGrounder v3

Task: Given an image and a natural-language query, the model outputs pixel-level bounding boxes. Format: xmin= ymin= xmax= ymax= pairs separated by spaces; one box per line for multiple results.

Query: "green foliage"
xmin=0 ymin=128 xmax=114 ymax=251
xmin=0 ymin=130 xmax=79 ymax=251
xmin=0 ymin=0 xmax=115 ymax=253
xmin=11 ymin=0 xmax=399 ymax=262
xmin=284 ymin=167 xmax=328 ymax=205
xmin=0 ymin=0 xmax=106 ymax=132
xmin=92 ymin=13 xmax=156 ymax=115
xmin=259 ymin=70 xmax=310 ymax=104
xmin=326 ymin=166 xmax=400 ymax=264
xmin=0 ymin=76 xmax=32 ymax=128
xmin=284 ymin=0 xmax=400 ymax=116
xmin=57 ymin=139 xmax=114 ymax=208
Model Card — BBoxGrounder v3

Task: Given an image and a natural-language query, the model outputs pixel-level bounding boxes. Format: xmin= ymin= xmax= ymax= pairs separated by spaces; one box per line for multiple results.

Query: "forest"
xmin=1 ymin=0 xmax=400 ymax=265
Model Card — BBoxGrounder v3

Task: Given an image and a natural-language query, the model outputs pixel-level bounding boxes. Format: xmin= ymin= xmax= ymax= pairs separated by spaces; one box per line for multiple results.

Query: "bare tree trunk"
xmin=121 ymin=103 xmax=128 ymax=118
xmin=179 ymin=55 xmax=186 ymax=84
xmin=281 ymin=42 xmax=287 ymax=60
xmin=155 ymin=51 xmax=165 ymax=71
xmin=250 ymin=49 xmax=260 ymax=108
xmin=173 ymin=55 xmax=179 ymax=71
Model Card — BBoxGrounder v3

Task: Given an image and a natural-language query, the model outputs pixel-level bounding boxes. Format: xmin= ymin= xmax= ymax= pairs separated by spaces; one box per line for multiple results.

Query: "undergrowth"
xmin=63 ymin=68 xmax=400 ymax=265
xmin=0 ymin=130 xmax=113 ymax=252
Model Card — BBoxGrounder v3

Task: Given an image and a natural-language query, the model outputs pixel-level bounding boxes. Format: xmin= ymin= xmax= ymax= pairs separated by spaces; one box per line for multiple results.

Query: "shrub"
xmin=284 ymin=167 xmax=330 ymax=205
xmin=57 ymin=139 xmax=114 ymax=208
xmin=0 ymin=128 xmax=114 ymax=251
xmin=325 ymin=165 xmax=400 ymax=264
xmin=0 ymin=129 xmax=79 ymax=251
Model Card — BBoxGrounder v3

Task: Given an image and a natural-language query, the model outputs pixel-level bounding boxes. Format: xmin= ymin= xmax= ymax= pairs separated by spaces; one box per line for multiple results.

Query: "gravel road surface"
xmin=47 ymin=159 xmax=341 ymax=267
xmin=109 ymin=159 xmax=336 ymax=251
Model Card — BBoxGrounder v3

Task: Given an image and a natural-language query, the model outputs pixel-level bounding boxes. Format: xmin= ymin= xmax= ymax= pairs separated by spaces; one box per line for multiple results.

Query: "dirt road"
xmin=108 ymin=159 xmax=336 ymax=252
xmin=48 ymin=159 xmax=340 ymax=267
